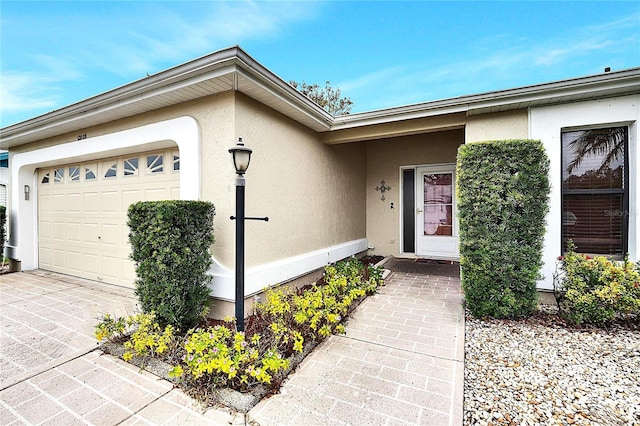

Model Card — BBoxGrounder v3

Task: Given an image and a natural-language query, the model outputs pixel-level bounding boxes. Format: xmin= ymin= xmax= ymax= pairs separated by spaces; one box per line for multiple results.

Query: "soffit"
xmin=0 ymin=47 xmax=333 ymax=149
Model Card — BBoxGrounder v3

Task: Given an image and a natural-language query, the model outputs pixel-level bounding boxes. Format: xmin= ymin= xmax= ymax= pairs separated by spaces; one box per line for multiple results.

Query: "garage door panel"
xmin=66 ymin=250 xmax=84 ymax=274
xmin=101 ymin=255 xmax=122 ymax=281
xmin=84 ymin=192 xmax=99 ymax=211
xmin=38 ymin=149 xmax=179 ymax=288
xmin=40 ymin=220 xmax=52 ymax=239
xmin=67 ymin=222 xmax=82 ymax=242
xmin=101 ymin=223 xmax=122 ymax=246
xmin=122 ymin=189 xmax=142 ymax=210
xmin=83 ymin=222 xmax=100 ymax=243
xmin=51 ymin=249 xmax=66 ymax=268
xmin=101 ymin=191 xmax=120 ymax=212
xmin=40 ymin=194 xmax=52 ymax=212
xmin=39 ymin=247 xmax=53 ymax=266
xmin=67 ymin=193 xmax=82 ymax=212
xmin=123 ymin=261 xmax=137 ymax=284
xmin=82 ymin=253 xmax=99 ymax=276
xmin=53 ymin=194 xmax=66 ymax=213
xmin=52 ymin=222 xmax=65 ymax=240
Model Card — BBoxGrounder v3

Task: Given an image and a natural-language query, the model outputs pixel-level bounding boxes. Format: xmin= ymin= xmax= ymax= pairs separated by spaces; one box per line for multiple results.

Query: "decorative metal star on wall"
xmin=375 ymin=180 xmax=391 ymax=201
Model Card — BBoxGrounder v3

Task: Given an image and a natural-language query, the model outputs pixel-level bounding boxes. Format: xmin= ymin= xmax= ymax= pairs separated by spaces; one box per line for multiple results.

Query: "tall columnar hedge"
xmin=128 ymin=200 xmax=215 ymax=331
xmin=457 ymin=139 xmax=550 ymax=318
xmin=0 ymin=205 xmax=6 ymax=261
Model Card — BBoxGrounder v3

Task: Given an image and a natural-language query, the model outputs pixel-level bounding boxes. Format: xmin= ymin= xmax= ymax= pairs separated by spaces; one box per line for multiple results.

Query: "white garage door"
xmin=38 ymin=149 xmax=180 ymax=288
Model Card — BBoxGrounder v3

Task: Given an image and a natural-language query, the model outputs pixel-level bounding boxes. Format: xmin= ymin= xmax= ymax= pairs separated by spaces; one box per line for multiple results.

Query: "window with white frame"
xmin=561 ymin=126 xmax=628 ymax=257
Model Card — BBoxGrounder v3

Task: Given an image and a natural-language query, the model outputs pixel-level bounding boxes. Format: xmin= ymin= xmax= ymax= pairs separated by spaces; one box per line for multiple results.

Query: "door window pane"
xmin=424 ymin=173 xmax=453 ymax=236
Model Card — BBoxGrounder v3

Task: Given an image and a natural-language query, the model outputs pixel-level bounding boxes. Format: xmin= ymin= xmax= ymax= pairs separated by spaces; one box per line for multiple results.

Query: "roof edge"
xmin=331 ymin=67 xmax=640 ymax=130
xmin=0 ymin=46 xmax=333 ymax=147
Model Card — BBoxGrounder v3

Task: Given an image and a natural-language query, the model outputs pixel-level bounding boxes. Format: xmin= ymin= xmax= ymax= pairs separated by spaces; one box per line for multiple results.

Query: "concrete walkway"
xmin=249 ymin=258 xmax=464 ymax=425
xmin=0 ymin=259 xmax=464 ymax=425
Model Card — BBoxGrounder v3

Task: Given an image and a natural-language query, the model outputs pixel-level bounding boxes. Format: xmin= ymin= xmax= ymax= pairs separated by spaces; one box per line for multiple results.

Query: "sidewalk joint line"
xmin=116 ymin=388 xmax=174 ymax=425
xmin=337 ymin=334 xmax=464 ymax=364
xmin=0 ymin=347 xmax=97 ymax=392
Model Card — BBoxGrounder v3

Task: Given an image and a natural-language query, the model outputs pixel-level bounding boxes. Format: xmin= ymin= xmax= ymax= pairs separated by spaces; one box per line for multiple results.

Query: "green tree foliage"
xmin=128 ymin=200 xmax=215 ymax=331
xmin=289 ymin=80 xmax=353 ymax=116
xmin=457 ymin=139 xmax=550 ymax=318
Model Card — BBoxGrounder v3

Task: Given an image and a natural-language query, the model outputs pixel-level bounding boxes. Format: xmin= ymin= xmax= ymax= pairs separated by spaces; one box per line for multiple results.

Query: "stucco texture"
xmin=233 ymin=94 xmax=367 ymax=268
xmin=365 ymin=129 xmax=463 ymax=257
xmin=465 ymin=109 xmax=528 ymax=143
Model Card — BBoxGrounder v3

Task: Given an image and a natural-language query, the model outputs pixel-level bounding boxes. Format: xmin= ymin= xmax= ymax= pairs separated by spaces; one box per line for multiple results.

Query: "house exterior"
xmin=0 ymin=152 xmax=8 ymax=208
xmin=1 ymin=46 xmax=638 ymax=316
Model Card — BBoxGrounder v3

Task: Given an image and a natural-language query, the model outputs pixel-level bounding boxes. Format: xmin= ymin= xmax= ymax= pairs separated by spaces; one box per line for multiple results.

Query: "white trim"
xmin=530 ymin=94 xmax=639 ymax=290
xmin=8 ymin=116 xmax=200 ymax=270
xmin=208 ymin=238 xmax=369 ymax=300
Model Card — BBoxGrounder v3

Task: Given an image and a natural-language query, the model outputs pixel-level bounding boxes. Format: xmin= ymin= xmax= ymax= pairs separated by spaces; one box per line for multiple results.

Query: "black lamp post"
xmin=229 ymin=138 xmax=268 ymax=331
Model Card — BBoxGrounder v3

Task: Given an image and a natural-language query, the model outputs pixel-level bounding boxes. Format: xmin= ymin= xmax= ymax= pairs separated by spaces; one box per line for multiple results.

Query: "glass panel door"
xmin=416 ymin=165 xmax=459 ymax=259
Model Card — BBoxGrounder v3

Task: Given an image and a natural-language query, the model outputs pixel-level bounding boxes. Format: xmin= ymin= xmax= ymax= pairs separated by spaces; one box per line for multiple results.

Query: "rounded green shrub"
xmin=555 ymin=244 xmax=640 ymax=326
xmin=128 ymin=200 xmax=215 ymax=331
xmin=457 ymin=139 xmax=550 ymax=318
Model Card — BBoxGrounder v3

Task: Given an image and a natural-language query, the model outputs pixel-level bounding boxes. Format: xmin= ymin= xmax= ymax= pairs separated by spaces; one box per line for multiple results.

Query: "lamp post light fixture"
xmin=229 ymin=138 xmax=268 ymax=332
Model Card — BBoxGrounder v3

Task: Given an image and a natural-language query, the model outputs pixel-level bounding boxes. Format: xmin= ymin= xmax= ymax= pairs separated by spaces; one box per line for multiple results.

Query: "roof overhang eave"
xmin=0 ymin=46 xmax=333 ymax=149
xmin=330 ymin=67 xmax=640 ymax=130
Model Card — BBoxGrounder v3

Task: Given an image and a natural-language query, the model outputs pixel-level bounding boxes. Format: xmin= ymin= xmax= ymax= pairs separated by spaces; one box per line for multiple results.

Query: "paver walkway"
xmin=1 ymin=259 xmax=464 ymax=425
xmin=0 ymin=271 xmax=235 ymax=425
xmin=248 ymin=258 xmax=464 ymax=425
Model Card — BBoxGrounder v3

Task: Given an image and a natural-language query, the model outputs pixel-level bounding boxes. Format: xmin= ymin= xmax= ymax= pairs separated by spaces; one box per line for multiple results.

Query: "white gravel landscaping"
xmin=464 ymin=311 xmax=640 ymax=426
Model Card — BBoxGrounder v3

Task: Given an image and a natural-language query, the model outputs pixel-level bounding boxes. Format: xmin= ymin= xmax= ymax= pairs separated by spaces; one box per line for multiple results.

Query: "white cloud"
xmin=0 ymin=1 xmax=320 ymax=124
xmin=80 ymin=1 xmax=321 ymax=77
xmin=347 ymin=13 xmax=639 ymax=112
xmin=0 ymin=55 xmax=86 ymax=116
xmin=0 ymin=72 xmax=59 ymax=113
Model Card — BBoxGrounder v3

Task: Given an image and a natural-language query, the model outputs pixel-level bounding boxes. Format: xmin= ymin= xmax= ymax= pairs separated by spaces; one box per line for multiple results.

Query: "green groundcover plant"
xmin=95 ymin=257 xmax=383 ymax=396
xmin=554 ymin=242 xmax=640 ymax=326
xmin=457 ymin=139 xmax=550 ymax=319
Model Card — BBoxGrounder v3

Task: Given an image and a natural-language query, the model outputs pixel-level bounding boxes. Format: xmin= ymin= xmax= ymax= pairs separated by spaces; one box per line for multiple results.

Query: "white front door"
xmin=415 ymin=164 xmax=459 ymax=259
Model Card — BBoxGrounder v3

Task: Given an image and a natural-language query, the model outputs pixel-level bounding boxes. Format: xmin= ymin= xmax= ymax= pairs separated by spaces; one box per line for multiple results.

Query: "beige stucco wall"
xmin=12 ymin=90 xmax=366 ymax=278
xmin=365 ymin=129 xmax=464 ymax=257
xmin=465 ymin=109 xmax=528 ymax=143
xmin=10 ymin=92 xmax=235 ymax=156
xmin=233 ymin=93 xmax=367 ymax=268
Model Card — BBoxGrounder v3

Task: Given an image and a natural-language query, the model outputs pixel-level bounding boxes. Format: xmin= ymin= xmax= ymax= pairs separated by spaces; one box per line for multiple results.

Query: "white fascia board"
xmin=331 ymin=67 xmax=640 ymax=131
xmin=3 ymin=65 xmax=238 ymax=147
xmin=235 ymin=68 xmax=333 ymax=131
xmin=1 ymin=48 xmax=240 ymax=139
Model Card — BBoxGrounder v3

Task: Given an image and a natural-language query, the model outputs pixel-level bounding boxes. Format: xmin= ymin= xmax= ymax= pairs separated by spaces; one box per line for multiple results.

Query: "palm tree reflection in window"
xmin=562 ymin=126 xmax=628 ymax=255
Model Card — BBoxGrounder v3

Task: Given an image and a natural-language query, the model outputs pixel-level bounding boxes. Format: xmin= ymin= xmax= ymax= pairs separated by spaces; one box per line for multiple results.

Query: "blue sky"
xmin=1 ymin=1 xmax=639 ymax=127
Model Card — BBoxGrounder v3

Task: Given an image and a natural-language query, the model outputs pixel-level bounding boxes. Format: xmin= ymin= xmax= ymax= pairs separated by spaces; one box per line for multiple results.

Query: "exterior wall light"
xmin=228 ymin=137 xmax=252 ymax=175
xmin=229 ymin=137 xmax=268 ymax=331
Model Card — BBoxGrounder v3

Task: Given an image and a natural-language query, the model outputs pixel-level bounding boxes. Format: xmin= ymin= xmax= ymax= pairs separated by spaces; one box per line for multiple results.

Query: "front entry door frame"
xmin=415 ymin=163 xmax=459 ymax=259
